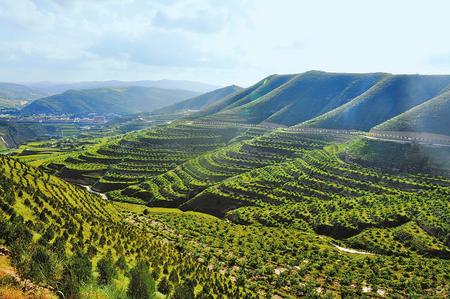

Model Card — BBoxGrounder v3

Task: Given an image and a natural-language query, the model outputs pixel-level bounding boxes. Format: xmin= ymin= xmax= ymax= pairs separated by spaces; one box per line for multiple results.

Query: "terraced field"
xmin=9 ymin=118 xmax=449 ymax=297
xmin=118 ymin=126 xmax=354 ymax=208
xmin=118 ymin=202 xmax=450 ymax=298
xmin=193 ymin=149 xmax=449 ymax=244
xmin=98 ymin=122 xmax=450 ymax=297
xmin=49 ymin=122 xmax=243 ymax=193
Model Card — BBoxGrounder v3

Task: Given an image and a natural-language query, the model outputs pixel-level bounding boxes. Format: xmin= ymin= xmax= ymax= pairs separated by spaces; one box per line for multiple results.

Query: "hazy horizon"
xmin=1 ymin=0 xmax=450 ymax=86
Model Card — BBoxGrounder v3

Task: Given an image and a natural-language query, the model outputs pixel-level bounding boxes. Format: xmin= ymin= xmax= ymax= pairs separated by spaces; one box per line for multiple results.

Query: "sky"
xmin=1 ymin=0 xmax=450 ymax=86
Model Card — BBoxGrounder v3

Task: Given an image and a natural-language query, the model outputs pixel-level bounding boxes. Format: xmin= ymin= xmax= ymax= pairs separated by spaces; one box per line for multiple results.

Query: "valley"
xmin=3 ymin=0 xmax=450 ymax=297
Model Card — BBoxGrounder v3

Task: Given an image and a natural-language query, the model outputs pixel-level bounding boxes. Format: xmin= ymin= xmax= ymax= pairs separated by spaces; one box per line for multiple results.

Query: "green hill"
xmin=196 ymin=74 xmax=296 ymax=120
xmin=184 ymin=72 xmax=450 ymax=133
xmin=374 ymin=89 xmax=450 ymax=135
xmin=299 ymin=74 xmax=450 ymax=130
xmin=152 ymin=85 xmax=242 ymax=114
xmin=0 ymin=82 xmax=47 ymax=108
xmin=20 ymin=86 xmax=199 ymax=116
xmin=215 ymin=71 xmax=386 ymax=125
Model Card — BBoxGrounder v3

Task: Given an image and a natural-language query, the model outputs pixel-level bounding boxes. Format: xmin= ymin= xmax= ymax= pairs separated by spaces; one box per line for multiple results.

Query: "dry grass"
xmin=0 ymin=287 xmax=56 ymax=299
xmin=0 ymin=256 xmax=15 ymax=279
xmin=0 ymin=286 xmax=26 ymax=299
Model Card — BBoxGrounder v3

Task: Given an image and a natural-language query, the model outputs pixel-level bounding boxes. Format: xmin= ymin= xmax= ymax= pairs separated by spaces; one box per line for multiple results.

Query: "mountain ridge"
xmin=22 ymin=79 xmax=220 ymax=94
xmin=181 ymin=71 xmax=450 ymax=135
xmin=152 ymin=85 xmax=243 ymax=114
xmin=20 ymin=86 xmax=199 ymax=116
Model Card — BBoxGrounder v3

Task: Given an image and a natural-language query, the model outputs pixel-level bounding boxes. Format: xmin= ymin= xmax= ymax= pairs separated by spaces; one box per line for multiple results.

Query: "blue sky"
xmin=1 ymin=0 xmax=450 ymax=86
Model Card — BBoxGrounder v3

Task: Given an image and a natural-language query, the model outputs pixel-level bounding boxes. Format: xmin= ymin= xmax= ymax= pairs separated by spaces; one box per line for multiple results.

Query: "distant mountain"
xmin=374 ymin=89 xmax=450 ymax=136
xmin=20 ymin=86 xmax=199 ymax=116
xmin=153 ymin=85 xmax=243 ymax=114
xmin=300 ymin=74 xmax=450 ymax=130
xmin=13 ymin=71 xmax=450 ymax=135
xmin=0 ymin=82 xmax=48 ymax=108
xmin=24 ymin=79 xmax=220 ymax=94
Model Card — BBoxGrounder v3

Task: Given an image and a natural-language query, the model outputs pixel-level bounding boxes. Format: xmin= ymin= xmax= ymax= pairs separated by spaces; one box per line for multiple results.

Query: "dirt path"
xmin=80 ymin=184 xmax=108 ymax=200
xmin=334 ymin=244 xmax=373 ymax=255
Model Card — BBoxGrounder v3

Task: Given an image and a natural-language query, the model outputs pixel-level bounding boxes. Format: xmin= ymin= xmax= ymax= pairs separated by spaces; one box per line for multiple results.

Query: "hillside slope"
xmin=9 ymin=121 xmax=450 ymax=297
xmin=374 ymin=89 xmax=450 ymax=136
xmin=0 ymin=154 xmax=239 ymax=297
xmin=214 ymin=71 xmax=386 ymax=125
xmin=196 ymin=74 xmax=296 ymax=120
xmin=343 ymin=138 xmax=450 ymax=173
xmin=299 ymin=74 xmax=450 ymax=130
xmin=153 ymin=85 xmax=242 ymax=114
xmin=20 ymin=86 xmax=198 ymax=116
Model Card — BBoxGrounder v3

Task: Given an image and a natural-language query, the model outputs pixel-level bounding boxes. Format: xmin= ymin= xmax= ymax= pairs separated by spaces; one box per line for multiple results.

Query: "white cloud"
xmin=1 ymin=0 xmax=450 ymax=85
xmin=0 ymin=0 xmax=55 ymax=30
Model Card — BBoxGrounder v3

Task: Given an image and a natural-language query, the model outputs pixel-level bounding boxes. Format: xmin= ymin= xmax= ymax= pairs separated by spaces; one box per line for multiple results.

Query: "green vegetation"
xmin=49 ymin=122 xmax=243 ymax=193
xmin=142 ymin=71 xmax=450 ymax=133
xmin=195 ymin=74 xmax=295 ymax=121
xmin=344 ymin=138 xmax=450 ymax=174
xmin=0 ymin=155 xmax=243 ymax=298
xmin=214 ymin=71 xmax=386 ymax=126
xmin=127 ymin=260 xmax=156 ymax=299
xmin=116 ymin=194 xmax=449 ymax=298
xmin=2 ymin=71 xmax=450 ymax=298
xmin=0 ymin=119 xmax=109 ymax=148
xmin=375 ymin=89 xmax=450 ymax=135
xmin=121 ymin=128 xmax=346 ymax=211
xmin=20 ymin=86 xmax=199 ymax=116
xmin=300 ymin=74 xmax=450 ymax=130
xmin=30 ymin=119 xmax=448 ymax=297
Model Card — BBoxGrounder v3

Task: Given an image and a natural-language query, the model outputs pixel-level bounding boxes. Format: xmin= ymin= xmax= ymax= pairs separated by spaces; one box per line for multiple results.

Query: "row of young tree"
xmin=0 ymin=155 xmax=247 ymax=298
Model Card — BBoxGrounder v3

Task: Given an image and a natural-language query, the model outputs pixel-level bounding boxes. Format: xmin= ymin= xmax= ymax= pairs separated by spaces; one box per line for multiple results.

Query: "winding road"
xmin=188 ymin=121 xmax=450 ymax=146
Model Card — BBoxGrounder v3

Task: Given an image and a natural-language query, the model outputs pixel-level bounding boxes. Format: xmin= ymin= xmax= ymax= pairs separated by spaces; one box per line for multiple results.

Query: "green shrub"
xmin=116 ymin=255 xmax=128 ymax=271
xmin=61 ymin=253 xmax=92 ymax=297
xmin=173 ymin=284 xmax=194 ymax=299
xmin=127 ymin=260 xmax=155 ymax=299
xmin=97 ymin=253 xmax=117 ymax=285
xmin=157 ymin=276 xmax=170 ymax=295
xmin=28 ymin=246 xmax=56 ymax=284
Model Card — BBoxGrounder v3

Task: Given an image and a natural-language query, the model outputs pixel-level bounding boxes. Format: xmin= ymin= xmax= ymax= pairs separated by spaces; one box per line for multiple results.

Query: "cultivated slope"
xmin=10 ymin=121 xmax=450 ymax=297
xmin=300 ymin=74 xmax=450 ymax=130
xmin=49 ymin=122 xmax=243 ymax=193
xmin=0 ymin=154 xmax=239 ymax=297
xmin=153 ymin=85 xmax=242 ymax=114
xmin=20 ymin=86 xmax=199 ymax=116
xmin=374 ymin=89 xmax=450 ymax=136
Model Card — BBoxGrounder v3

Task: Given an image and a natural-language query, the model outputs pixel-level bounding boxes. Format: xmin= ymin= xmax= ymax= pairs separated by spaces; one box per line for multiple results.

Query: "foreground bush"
xmin=127 ymin=260 xmax=155 ymax=299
